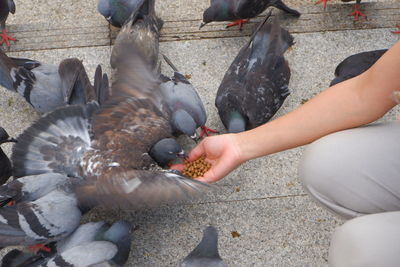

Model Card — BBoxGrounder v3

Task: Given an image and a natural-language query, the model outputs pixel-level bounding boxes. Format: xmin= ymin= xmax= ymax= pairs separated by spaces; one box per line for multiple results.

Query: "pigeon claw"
xmin=226 ymin=19 xmax=249 ymax=30
xmin=199 ymin=126 xmax=219 ymax=139
xmin=6 ymin=200 xmax=15 ymax=207
xmin=315 ymin=0 xmax=331 ymax=10
xmin=0 ymin=29 xmax=17 ymax=47
xmin=392 ymin=25 xmax=400 ymax=34
xmin=28 ymin=244 xmax=52 ymax=253
xmin=349 ymin=4 xmax=366 ymax=21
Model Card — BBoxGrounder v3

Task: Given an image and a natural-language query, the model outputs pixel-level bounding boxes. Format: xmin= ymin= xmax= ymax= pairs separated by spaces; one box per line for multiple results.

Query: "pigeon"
xmin=215 ymin=13 xmax=293 ymax=133
xmin=1 ymin=220 xmax=132 ymax=266
xmin=110 ymin=0 xmax=163 ymax=71
xmin=200 ymin=0 xmax=301 ymax=30
xmin=315 ymin=0 xmax=365 ymax=20
xmin=160 ymin=55 xmax=218 ymax=140
xmin=0 ymin=127 xmax=16 ymax=186
xmin=0 ymin=50 xmax=109 ymax=113
xmin=11 ymin=44 xmax=208 ymax=211
xmin=330 ymin=49 xmax=387 ymax=87
xmin=0 ymin=188 xmax=82 ymax=248
xmin=0 ymin=173 xmax=74 ymax=207
xmin=181 ymin=226 xmax=227 ymax=267
xmin=98 ymin=0 xmax=147 ymax=28
xmin=0 ymin=0 xmax=16 ymax=47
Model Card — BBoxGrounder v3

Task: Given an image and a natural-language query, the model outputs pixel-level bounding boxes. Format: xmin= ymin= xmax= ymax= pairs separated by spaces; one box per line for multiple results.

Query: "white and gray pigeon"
xmin=10 ymin=44 xmax=208 ymax=211
xmin=110 ymin=0 xmax=163 ymax=72
xmin=0 ymin=0 xmax=16 ymax=47
xmin=215 ymin=13 xmax=293 ymax=133
xmin=0 ymin=50 xmax=109 ymax=113
xmin=181 ymin=226 xmax=227 ymax=267
xmin=160 ymin=55 xmax=217 ymax=140
xmin=0 ymin=127 xmax=16 ymax=186
xmin=0 ymin=173 xmax=75 ymax=207
xmin=98 ymin=0 xmax=147 ymax=28
xmin=1 ymin=220 xmax=132 ymax=267
xmin=0 ymin=188 xmax=82 ymax=248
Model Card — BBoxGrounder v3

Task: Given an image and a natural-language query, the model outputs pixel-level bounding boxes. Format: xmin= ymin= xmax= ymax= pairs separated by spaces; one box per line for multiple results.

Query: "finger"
xmin=169 ymin=163 xmax=185 ymax=172
xmin=187 ymin=139 xmax=206 ymax=161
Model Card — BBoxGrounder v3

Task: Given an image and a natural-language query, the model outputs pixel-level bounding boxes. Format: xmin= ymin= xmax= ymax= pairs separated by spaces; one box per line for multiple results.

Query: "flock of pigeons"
xmin=0 ymin=0 xmax=395 ymax=266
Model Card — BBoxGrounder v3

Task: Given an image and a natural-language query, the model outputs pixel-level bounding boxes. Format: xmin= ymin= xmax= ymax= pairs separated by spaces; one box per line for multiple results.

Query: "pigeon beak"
xmin=199 ymin=22 xmax=207 ymax=29
xmin=190 ymin=133 xmax=198 ymax=141
xmin=176 ymin=150 xmax=187 ymax=159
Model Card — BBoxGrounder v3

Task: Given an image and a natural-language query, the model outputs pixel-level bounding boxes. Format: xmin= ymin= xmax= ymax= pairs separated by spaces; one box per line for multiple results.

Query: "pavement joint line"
xmin=186 ymin=193 xmax=309 ymax=206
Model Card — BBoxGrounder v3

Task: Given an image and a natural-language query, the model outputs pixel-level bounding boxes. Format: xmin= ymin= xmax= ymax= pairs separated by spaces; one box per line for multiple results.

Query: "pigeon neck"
xmin=227 ymin=111 xmax=246 ymax=133
xmin=188 ymin=227 xmax=220 ymax=259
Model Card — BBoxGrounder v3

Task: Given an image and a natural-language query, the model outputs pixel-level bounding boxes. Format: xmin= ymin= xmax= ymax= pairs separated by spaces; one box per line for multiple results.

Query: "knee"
xmin=329 ymin=212 xmax=400 ymax=267
xmin=298 ymin=133 xmax=361 ymax=218
xmin=298 ymin=134 xmax=344 ymax=199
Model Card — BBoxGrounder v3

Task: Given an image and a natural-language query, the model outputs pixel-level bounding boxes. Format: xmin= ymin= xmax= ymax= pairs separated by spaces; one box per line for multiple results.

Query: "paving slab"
xmin=85 ymin=195 xmax=343 ymax=267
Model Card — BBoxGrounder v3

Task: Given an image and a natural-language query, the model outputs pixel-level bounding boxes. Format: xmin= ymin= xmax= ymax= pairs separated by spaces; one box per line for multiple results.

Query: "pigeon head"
xmin=227 ymin=111 xmax=246 ymax=133
xmin=200 ymin=7 xmax=216 ymax=28
xmin=200 ymin=4 xmax=229 ymax=28
xmin=102 ymin=220 xmax=132 ymax=265
xmin=149 ymin=138 xmax=186 ymax=167
xmin=171 ymin=110 xmax=197 ymax=139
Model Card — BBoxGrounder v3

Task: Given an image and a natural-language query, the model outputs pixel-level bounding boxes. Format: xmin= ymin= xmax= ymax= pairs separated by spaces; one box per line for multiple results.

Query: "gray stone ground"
xmin=0 ymin=0 xmax=399 ymax=266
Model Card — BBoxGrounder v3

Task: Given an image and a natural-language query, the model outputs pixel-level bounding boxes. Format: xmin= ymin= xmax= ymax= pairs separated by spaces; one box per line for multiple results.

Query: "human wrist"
xmin=233 ymin=131 xmax=257 ymax=162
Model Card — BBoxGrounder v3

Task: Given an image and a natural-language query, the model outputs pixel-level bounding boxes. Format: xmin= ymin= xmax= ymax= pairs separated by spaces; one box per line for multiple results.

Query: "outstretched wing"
xmin=76 ymin=169 xmax=210 ymax=209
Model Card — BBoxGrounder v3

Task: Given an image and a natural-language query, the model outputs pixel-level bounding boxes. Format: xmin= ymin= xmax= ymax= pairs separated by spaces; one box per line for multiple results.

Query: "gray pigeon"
xmin=330 ymin=49 xmax=387 ymax=87
xmin=181 ymin=226 xmax=227 ymax=267
xmin=110 ymin=0 xmax=163 ymax=71
xmin=200 ymin=0 xmax=300 ymax=29
xmin=0 ymin=188 xmax=82 ymax=248
xmin=0 ymin=173 xmax=74 ymax=207
xmin=215 ymin=13 xmax=293 ymax=133
xmin=160 ymin=55 xmax=217 ymax=140
xmin=11 ymin=44 xmax=208 ymax=211
xmin=98 ymin=0 xmax=146 ymax=28
xmin=0 ymin=127 xmax=16 ymax=186
xmin=0 ymin=50 xmax=109 ymax=113
xmin=1 ymin=220 xmax=132 ymax=267
xmin=0 ymin=0 xmax=16 ymax=47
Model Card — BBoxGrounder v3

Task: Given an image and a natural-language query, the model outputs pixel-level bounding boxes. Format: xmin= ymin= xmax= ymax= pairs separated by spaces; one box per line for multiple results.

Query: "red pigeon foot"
xmin=0 ymin=29 xmax=17 ymax=47
xmin=349 ymin=4 xmax=366 ymax=20
xmin=392 ymin=25 xmax=400 ymax=34
xmin=6 ymin=200 xmax=15 ymax=206
xmin=226 ymin=19 xmax=249 ymax=30
xmin=199 ymin=126 xmax=219 ymax=139
xmin=315 ymin=0 xmax=331 ymax=10
xmin=28 ymin=244 xmax=52 ymax=253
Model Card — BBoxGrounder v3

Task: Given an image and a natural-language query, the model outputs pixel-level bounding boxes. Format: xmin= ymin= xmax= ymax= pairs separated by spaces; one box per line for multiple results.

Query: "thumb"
xmin=187 ymin=139 xmax=207 ymax=161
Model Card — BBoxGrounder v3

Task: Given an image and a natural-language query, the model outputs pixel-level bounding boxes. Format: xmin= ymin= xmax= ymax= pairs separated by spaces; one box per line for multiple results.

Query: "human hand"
xmin=171 ymin=134 xmax=244 ymax=183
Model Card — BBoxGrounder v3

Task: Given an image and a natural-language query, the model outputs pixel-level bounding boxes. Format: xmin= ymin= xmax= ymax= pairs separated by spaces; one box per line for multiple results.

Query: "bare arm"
xmin=181 ymin=41 xmax=400 ymax=183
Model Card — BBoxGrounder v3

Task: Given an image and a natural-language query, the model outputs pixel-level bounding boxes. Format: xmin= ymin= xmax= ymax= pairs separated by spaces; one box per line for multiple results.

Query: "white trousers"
xmin=299 ymin=121 xmax=400 ymax=267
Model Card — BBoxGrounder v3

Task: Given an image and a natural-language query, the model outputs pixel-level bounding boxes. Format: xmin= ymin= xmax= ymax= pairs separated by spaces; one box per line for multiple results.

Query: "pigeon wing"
xmin=76 ymin=169 xmax=210 ymax=209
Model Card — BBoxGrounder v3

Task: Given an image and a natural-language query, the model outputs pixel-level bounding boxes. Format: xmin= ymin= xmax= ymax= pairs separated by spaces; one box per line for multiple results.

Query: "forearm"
xmin=237 ymin=41 xmax=400 ymax=161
